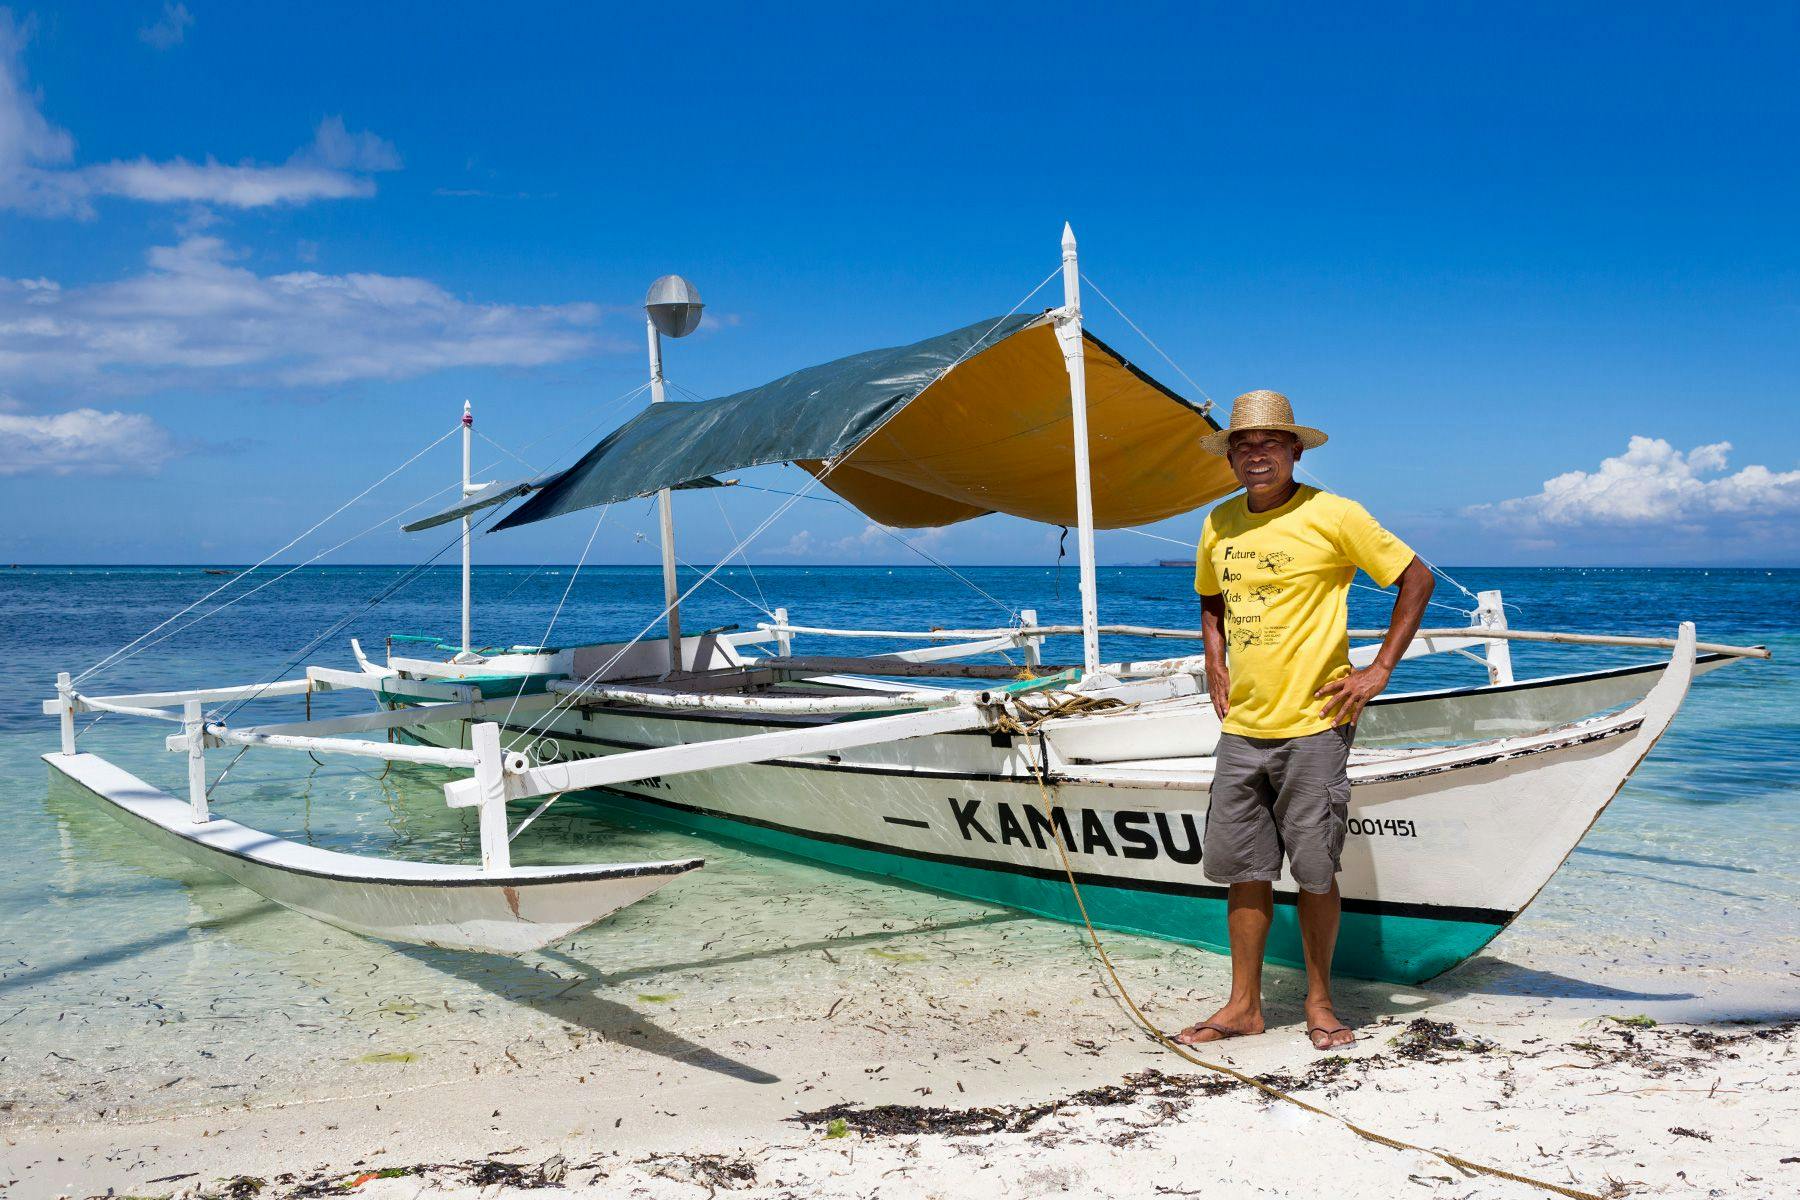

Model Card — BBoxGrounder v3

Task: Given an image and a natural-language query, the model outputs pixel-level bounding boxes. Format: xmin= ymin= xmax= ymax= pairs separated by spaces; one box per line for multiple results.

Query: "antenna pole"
xmin=648 ymin=318 xmax=683 ymax=674
xmin=1055 ymin=224 xmax=1102 ymax=676
xmin=460 ymin=399 xmax=473 ymax=659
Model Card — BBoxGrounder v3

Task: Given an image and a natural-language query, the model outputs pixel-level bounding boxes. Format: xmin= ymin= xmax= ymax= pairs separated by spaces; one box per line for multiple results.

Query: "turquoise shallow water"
xmin=0 ymin=564 xmax=1795 ymax=1118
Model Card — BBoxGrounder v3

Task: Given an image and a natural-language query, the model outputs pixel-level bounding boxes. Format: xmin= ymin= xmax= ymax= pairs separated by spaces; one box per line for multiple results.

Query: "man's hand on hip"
xmin=1316 ymin=663 xmax=1392 ymax=726
xmin=1207 ymin=663 xmax=1230 ymax=721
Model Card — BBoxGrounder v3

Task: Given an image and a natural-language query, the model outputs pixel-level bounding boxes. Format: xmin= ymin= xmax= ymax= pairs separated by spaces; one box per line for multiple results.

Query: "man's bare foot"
xmin=1304 ymin=999 xmax=1355 ymax=1050
xmin=1173 ymin=1005 xmax=1264 ymax=1045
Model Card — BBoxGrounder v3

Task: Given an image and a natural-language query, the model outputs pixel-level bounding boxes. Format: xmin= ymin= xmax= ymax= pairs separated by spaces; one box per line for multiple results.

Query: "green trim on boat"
xmin=567 ymin=791 xmax=1502 ymax=984
xmin=993 ymin=668 xmax=1080 ymax=695
xmin=378 ymin=673 xmax=553 ymax=704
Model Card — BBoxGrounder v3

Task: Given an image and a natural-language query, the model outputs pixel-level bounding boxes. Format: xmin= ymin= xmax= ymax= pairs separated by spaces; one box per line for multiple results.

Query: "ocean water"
xmin=0 ymin=564 xmax=1795 ymax=1121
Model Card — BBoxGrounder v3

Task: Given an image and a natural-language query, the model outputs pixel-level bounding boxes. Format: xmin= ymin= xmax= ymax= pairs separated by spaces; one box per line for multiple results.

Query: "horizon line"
xmin=6 ymin=562 xmax=1798 ymax=571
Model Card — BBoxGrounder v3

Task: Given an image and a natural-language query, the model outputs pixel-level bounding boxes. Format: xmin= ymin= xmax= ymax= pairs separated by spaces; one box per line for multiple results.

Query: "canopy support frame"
xmin=648 ymin=318 xmax=684 ymax=674
xmin=1054 ymin=224 xmax=1103 ymax=676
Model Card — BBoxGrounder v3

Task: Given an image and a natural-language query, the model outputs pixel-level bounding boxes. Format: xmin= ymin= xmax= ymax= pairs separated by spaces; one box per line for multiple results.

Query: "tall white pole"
xmin=184 ymin=699 xmax=210 ymax=823
xmin=460 ymin=399 xmax=473 ymax=658
xmin=56 ymin=670 xmax=75 ymax=755
xmin=648 ymin=318 xmax=683 ymax=674
xmin=1054 ymin=223 xmax=1102 ymax=676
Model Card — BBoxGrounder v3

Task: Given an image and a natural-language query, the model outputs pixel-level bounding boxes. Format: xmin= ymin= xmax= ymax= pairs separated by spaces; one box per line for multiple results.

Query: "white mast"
xmin=643 ymin=275 xmax=705 ymax=677
xmin=1053 ymin=223 xmax=1102 ymax=676
xmin=646 ymin=319 xmax=683 ymax=674
xmin=459 ymin=399 xmax=473 ymax=659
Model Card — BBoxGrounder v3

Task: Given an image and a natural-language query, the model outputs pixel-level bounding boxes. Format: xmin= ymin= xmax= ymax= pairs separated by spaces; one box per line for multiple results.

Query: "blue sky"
xmin=1 ymin=2 xmax=1795 ymax=566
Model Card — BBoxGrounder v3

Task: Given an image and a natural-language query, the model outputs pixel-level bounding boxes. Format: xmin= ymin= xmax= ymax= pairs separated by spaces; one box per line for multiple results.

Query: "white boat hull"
xmin=406 ymin=634 xmax=1698 ymax=981
xmin=43 ymin=752 xmax=701 ymax=955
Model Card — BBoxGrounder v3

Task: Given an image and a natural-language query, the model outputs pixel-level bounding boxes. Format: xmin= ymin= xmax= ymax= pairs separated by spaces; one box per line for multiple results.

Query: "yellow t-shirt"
xmin=1194 ymin=486 xmax=1416 ymax=739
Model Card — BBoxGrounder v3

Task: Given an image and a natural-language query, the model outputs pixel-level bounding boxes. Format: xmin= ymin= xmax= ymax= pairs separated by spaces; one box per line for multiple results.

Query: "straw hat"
xmin=1198 ymin=390 xmax=1328 ymax=457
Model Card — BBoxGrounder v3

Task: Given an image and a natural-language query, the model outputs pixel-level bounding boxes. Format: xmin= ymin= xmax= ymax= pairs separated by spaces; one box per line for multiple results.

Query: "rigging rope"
xmin=710 ymin=487 xmax=773 ymax=617
xmin=109 ymin=473 xmax=495 ymax=672
xmin=497 ymin=563 xmax=555 ymax=605
xmin=667 ymin=390 xmax=1012 ymax=624
xmin=1112 ymin=527 xmax=1476 ymax=618
xmin=498 ymin=260 xmax=1068 ymax=764
xmin=213 ymin=508 xmax=505 ymax=726
xmin=997 ymin=706 xmax=1599 ymax=1200
xmin=1079 ymin=272 xmax=1215 ymax=412
xmin=1073 ymin=272 xmax=1495 ymax=621
xmin=500 ymin=466 xmax=834 ymax=756
xmin=667 ymin=549 xmax=775 ymax=618
xmin=500 ymin=503 xmax=612 ymax=734
xmin=74 ymin=422 xmax=462 ymax=687
xmin=824 ymin=498 xmax=1019 ymax=623
xmin=733 ymin=481 xmax=838 ymax=504
xmin=76 ymin=381 xmax=651 ymax=706
xmin=1293 ymin=464 xmax=1487 ymax=610
xmin=492 ymin=381 xmax=653 ymax=478
xmin=476 ymin=427 xmax=541 ymax=473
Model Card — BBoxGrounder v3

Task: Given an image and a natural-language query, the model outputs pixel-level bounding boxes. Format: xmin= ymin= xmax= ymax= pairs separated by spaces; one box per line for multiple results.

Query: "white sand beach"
xmin=6 ymin=902 xmax=1794 ymax=1200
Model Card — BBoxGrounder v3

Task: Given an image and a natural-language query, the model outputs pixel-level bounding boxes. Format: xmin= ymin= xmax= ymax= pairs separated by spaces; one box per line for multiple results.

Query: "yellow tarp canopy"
xmin=801 ymin=319 xmax=1236 ymax=528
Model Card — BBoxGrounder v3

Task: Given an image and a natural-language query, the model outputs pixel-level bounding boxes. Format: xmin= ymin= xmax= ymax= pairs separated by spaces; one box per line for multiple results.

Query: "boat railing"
xmin=756 ymin=588 xmax=1769 ymax=694
xmin=43 ymin=581 xmax=1769 ymax=884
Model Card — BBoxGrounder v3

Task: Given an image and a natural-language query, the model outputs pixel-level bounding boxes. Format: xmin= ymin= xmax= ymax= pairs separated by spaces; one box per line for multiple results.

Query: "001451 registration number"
xmin=1347 ymin=817 xmax=1416 ymax=837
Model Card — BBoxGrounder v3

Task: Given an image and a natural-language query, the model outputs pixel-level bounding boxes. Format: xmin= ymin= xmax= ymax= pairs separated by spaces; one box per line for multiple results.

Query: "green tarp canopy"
xmin=492 ymin=312 xmax=1234 ymax=533
xmin=401 ymin=473 xmax=724 ymax=534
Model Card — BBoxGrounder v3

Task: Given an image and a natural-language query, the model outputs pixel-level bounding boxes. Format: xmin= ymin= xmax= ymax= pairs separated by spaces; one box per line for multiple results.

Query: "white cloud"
xmin=0 ymin=406 xmax=180 ymax=475
xmin=1 ymin=15 xmax=396 ymax=216
xmin=768 ymin=522 xmax=950 ymax=560
xmin=0 ymin=11 xmax=79 ymax=215
xmin=696 ymin=311 xmax=744 ymax=336
xmin=306 ymin=114 xmax=401 ymax=173
xmin=74 ymin=117 xmax=400 ymax=211
xmin=433 ymin=186 xmax=538 ymax=200
xmin=772 ymin=530 xmax=817 ymax=557
xmin=1465 ymin=436 xmax=1800 ymax=534
xmin=0 ymin=236 xmax=610 ymax=391
xmin=139 ymin=3 xmax=193 ymax=51
xmin=832 ymin=522 xmax=950 ymax=556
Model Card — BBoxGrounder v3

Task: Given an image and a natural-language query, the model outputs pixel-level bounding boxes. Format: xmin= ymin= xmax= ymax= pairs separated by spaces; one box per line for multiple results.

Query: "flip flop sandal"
xmin=1307 ymin=1025 xmax=1356 ymax=1050
xmin=1173 ymin=1021 xmax=1250 ymax=1046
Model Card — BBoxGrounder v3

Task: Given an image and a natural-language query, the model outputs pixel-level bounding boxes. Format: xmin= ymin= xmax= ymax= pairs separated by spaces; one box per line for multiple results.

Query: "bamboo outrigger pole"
xmin=1054 ymin=224 xmax=1103 ymax=676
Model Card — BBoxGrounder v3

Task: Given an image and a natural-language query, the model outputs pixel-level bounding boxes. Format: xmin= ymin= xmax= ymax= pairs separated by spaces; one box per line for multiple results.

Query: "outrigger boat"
xmin=43 ymin=228 xmax=1769 ymax=981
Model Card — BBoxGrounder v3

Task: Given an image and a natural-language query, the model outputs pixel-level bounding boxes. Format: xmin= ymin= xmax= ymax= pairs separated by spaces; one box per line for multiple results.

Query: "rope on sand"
xmin=995 ymin=696 xmax=1601 ymax=1200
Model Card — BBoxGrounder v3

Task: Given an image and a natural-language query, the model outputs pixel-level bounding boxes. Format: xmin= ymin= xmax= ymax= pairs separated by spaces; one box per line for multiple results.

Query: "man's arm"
xmin=1200 ymin=591 xmax=1229 ymax=721
xmin=1316 ymin=555 xmax=1434 ymax=726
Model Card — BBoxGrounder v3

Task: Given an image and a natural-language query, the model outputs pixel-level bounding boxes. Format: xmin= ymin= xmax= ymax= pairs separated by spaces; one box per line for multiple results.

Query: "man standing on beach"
xmin=1176 ymin=391 xmax=1434 ymax=1051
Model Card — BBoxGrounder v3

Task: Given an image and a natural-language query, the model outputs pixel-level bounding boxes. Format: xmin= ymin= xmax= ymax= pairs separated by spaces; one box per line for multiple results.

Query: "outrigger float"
xmin=44 ymin=229 xmax=1769 ymax=980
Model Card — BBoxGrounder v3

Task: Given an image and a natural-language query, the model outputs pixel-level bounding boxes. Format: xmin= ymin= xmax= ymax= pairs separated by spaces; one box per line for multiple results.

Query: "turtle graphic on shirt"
xmin=1247 ymin=583 xmax=1282 ymax=606
xmin=1258 ymin=550 xmax=1295 ymax=573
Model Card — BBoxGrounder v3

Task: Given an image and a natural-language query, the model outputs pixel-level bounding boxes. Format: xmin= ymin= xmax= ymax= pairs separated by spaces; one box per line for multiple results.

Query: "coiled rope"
xmin=999 ymin=695 xmax=1600 ymax=1200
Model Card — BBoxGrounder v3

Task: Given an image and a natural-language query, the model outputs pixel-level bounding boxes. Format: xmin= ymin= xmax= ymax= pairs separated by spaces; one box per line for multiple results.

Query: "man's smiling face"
xmin=1226 ymin=429 xmax=1302 ymax=506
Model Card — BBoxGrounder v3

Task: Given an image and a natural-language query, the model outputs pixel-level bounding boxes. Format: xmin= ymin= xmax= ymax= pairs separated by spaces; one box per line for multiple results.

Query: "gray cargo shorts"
xmin=1203 ymin=724 xmax=1353 ymax=893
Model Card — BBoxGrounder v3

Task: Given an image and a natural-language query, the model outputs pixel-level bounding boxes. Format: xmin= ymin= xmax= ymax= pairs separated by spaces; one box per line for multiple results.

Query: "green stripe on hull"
xmin=572 ymin=791 xmax=1503 ymax=984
